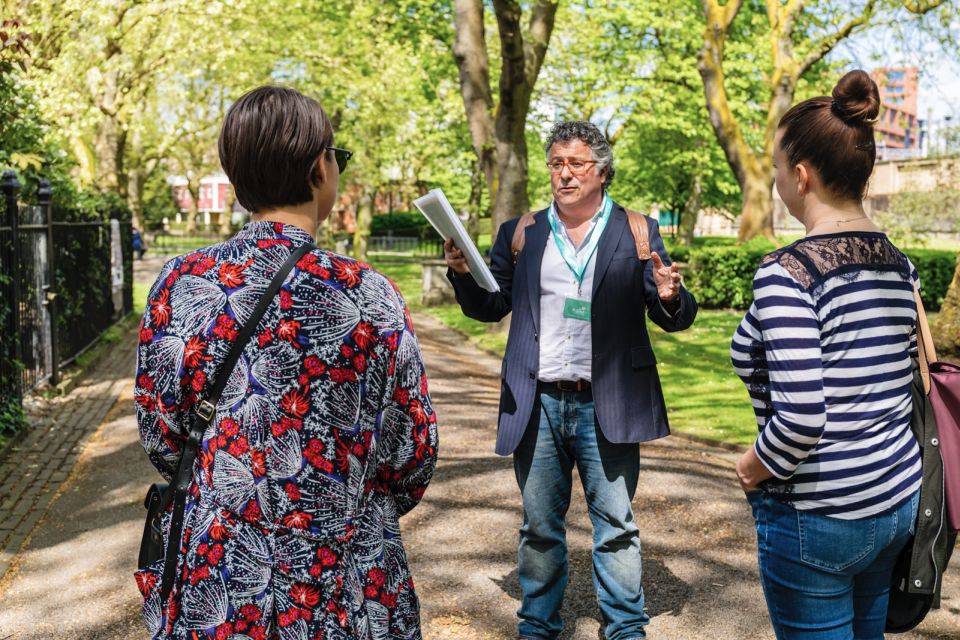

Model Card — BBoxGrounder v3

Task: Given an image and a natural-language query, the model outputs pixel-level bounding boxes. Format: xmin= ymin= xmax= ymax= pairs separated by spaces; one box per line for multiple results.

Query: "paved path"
xmin=0 ymin=255 xmax=956 ymax=639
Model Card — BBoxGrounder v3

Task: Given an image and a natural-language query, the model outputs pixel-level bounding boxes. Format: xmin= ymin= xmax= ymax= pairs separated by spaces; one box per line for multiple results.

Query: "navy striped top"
xmin=730 ymin=232 xmax=922 ymax=519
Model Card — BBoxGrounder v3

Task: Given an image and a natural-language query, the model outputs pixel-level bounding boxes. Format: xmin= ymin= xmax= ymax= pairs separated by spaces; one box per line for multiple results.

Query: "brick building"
xmin=870 ymin=67 xmax=920 ymax=159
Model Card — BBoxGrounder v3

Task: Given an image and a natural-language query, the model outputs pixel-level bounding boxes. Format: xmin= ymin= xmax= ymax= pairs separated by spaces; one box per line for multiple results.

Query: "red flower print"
xmin=218 ymin=259 xmax=251 ymax=288
xmin=191 ymin=369 xmax=207 ymax=392
xmin=227 ymin=437 xmax=250 ymax=458
xmin=220 ymin=418 xmax=239 ymax=437
xmin=368 ymin=567 xmax=386 ymax=586
xmin=207 ymin=543 xmax=224 ymax=565
xmin=279 ymin=289 xmax=293 ymax=309
xmin=317 ymin=546 xmax=338 ymax=567
xmin=149 ymin=288 xmax=171 ymax=328
xmin=241 ymin=604 xmax=261 ymax=621
xmin=209 ymin=518 xmax=228 ymax=541
xmin=304 ymin=356 xmax=326 ymax=377
xmin=332 ymin=258 xmax=363 ymax=288
xmin=409 ymin=399 xmax=429 ymax=426
xmin=257 ymin=327 xmax=273 ymax=348
xmin=289 ymin=583 xmax=321 ymax=608
xmin=276 ymin=318 xmax=301 ymax=346
xmin=183 ymin=336 xmax=212 ymax=369
xmin=393 ymin=387 xmax=409 ymax=406
xmin=285 ymin=483 xmax=301 ymax=501
xmin=214 ymin=622 xmax=233 ymax=640
xmin=340 ymin=345 xmax=354 ymax=358
xmin=309 ymin=563 xmax=323 ymax=577
xmin=365 ymin=585 xmax=379 ymax=598
xmin=249 ymin=627 xmax=267 ymax=640
xmin=139 ymin=326 xmax=154 ymax=344
xmin=135 ymin=394 xmax=157 ymax=412
xmin=194 ymin=256 xmax=217 ymax=276
xmin=135 ymin=570 xmax=157 ymax=596
xmin=280 ymin=387 xmax=310 ymax=418
xmin=353 ymin=354 xmax=367 ymax=373
xmin=352 ymin=322 xmax=376 ymax=351
xmin=197 ymin=543 xmax=209 ymax=557
xmin=352 ymin=443 xmax=365 ymax=458
xmin=213 ymin=314 xmax=239 ymax=341
xmin=257 ymin=238 xmax=292 ymax=250
xmin=137 ymin=373 xmax=155 ymax=392
xmin=165 ymin=269 xmax=180 ymax=288
xmin=282 ymin=511 xmax=313 ymax=529
xmin=329 ymin=368 xmax=357 ymax=384
xmin=251 ymin=450 xmax=267 ymax=478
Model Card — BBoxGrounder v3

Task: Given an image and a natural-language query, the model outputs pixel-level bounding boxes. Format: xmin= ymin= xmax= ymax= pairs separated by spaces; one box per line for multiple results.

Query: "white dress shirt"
xmin=537 ymin=211 xmax=603 ymax=382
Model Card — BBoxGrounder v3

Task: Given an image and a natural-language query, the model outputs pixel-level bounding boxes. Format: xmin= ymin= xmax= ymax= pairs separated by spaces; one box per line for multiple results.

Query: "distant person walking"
xmin=134 ymin=86 xmax=438 ymax=639
xmin=731 ymin=70 xmax=923 ymax=639
xmin=132 ymin=227 xmax=145 ymax=260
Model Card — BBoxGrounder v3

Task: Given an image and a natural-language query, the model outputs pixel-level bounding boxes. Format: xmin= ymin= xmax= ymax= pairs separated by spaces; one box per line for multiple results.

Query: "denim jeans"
xmin=513 ymin=387 xmax=648 ymax=640
xmin=747 ymin=489 xmax=919 ymax=640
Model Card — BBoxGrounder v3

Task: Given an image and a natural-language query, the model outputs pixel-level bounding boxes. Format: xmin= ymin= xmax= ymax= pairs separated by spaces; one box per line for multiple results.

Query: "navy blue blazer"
xmin=447 ymin=202 xmax=698 ymax=455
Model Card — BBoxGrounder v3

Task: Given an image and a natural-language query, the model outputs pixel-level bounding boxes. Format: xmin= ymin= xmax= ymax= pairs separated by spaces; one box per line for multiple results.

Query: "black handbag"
xmin=137 ymin=243 xmax=314 ymax=603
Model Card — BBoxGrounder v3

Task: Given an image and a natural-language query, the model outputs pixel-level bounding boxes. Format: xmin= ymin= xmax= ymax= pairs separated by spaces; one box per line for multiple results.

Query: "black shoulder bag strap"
xmin=159 ymin=242 xmax=314 ymax=603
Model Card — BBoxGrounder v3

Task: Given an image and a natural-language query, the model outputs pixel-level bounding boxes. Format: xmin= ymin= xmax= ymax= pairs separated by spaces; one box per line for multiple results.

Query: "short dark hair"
xmin=778 ymin=70 xmax=880 ymax=202
xmin=544 ymin=121 xmax=615 ymax=188
xmin=218 ymin=86 xmax=333 ymax=213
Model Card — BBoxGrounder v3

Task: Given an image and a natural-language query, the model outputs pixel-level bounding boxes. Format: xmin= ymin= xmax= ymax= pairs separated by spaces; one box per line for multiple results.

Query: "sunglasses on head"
xmin=326 ymin=146 xmax=352 ymax=173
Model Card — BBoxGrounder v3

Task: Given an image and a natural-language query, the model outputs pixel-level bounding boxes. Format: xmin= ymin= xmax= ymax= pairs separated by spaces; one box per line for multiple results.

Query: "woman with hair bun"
xmin=730 ymin=70 xmax=923 ymax=638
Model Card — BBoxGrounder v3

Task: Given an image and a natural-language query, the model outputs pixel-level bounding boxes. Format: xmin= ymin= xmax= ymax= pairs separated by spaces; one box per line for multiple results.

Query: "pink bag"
xmin=915 ymin=290 xmax=960 ymax=532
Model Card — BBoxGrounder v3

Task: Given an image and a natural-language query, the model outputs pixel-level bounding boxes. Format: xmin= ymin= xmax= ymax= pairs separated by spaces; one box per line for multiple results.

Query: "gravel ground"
xmin=0 ymin=254 xmax=955 ymax=639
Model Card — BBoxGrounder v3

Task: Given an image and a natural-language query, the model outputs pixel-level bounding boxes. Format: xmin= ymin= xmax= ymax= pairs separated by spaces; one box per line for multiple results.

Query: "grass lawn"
xmin=372 ymin=258 xmax=758 ymax=447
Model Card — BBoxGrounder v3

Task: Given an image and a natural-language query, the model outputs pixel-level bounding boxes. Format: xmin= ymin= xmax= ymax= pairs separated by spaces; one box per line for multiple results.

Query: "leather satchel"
xmin=137 ymin=243 xmax=314 ymax=603
xmin=885 ymin=288 xmax=958 ymax=633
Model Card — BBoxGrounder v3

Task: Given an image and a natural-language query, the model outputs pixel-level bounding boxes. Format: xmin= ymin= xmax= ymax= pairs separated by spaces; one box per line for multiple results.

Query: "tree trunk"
xmin=126 ymin=166 xmax=145 ymax=231
xmin=679 ymin=173 xmax=702 ymax=246
xmin=185 ymin=178 xmax=200 ymax=235
xmin=453 ymin=0 xmax=558 ymax=243
xmin=353 ymin=191 xmax=373 ymax=261
xmin=932 ymin=254 xmax=960 ymax=358
xmin=467 ymin=158 xmax=483 ymax=244
xmin=737 ymin=164 xmax=776 ymax=242
xmin=453 ymin=0 xmax=497 ymax=205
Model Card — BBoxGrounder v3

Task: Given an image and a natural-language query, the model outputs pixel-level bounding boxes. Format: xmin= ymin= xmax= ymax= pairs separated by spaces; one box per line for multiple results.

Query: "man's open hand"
xmin=651 ymin=252 xmax=681 ymax=303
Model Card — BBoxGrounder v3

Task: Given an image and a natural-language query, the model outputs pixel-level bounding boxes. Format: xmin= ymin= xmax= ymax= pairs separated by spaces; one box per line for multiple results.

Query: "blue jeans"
xmin=747 ymin=489 xmax=919 ymax=640
xmin=513 ymin=388 xmax=648 ymax=640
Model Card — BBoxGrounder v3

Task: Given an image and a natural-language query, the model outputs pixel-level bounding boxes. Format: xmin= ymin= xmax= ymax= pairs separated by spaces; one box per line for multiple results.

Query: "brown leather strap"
xmin=510 ymin=207 xmax=653 ymax=263
xmin=510 ymin=211 xmax=537 ymax=264
xmin=914 ymin=287 xmax=937 ymax=395
xmin=625 ymin=209 xmax=651 ymax=260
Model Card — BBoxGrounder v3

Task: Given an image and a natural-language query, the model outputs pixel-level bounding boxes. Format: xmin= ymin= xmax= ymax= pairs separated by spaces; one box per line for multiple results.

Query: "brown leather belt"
xmin=539 ymin=379 xmax=591 ymax=393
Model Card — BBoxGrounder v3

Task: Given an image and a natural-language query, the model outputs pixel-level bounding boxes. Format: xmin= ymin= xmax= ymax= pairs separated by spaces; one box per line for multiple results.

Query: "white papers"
xmin=413 ymin=189 xmax=500 ymax=292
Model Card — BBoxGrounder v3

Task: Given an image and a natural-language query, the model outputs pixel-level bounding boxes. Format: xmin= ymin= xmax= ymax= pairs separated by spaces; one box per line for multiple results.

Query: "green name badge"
xmin=563 ymin=297 xmax=592 ymax=322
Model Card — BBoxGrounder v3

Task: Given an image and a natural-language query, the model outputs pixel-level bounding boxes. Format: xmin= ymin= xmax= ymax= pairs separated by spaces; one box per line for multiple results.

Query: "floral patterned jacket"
xmin=134 ymin=221 xmax=438 ymax=640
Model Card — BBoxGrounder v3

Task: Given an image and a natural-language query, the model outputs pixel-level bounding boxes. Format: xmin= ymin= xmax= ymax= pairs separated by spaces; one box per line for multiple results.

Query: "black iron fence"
xmin=364 ymin=235 xmax=444 ymax=258
xmin=0 ymin=170 xmax=132 ymax=430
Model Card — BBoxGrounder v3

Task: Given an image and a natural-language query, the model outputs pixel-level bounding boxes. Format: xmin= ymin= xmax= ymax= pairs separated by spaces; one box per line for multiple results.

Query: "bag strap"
xmin=159 ymin=242 xmax=314 ymax=603
xmin=624 ymin=209 xmax=652 ymax=260
xmin=510 ymin=207 xmax=652 ymax=264
xmin=913 ymin=286 xmax=937 ymax=396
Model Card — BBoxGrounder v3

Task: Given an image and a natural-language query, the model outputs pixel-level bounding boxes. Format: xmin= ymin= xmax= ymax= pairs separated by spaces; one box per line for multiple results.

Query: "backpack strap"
xmin=510 ymin=211 xmax=537 ymax=264
xmin=159 ymin=242 xmax=315 ymax=603
xmin=624 ymin=209 xmax=652 ymax=260
xmin=510 ymin=207 xmax=652 ymax=263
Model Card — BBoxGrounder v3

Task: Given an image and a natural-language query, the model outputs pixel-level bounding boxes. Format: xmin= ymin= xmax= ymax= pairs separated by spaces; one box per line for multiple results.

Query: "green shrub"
xmin=370 ymin=211 xmax=432 ymax=238
xmin=905 ymin=249 xmax=956 ymax=312
xmin=686 ymin=238 xmax=777 ymax=309
xmin=683 ymin=241 xmax=957 ymax=312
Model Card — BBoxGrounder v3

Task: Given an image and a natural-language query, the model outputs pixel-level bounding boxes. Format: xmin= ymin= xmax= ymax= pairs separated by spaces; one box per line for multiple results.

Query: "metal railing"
xmin=0 ymin=170 xmax=132 ymax=423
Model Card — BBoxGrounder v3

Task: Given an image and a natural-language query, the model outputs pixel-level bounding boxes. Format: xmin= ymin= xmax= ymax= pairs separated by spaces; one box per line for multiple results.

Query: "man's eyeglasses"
xmin=546 ymin=159 xmax=598 ymax=176
xmin=327 ymin=147 xmax=353 ymax=173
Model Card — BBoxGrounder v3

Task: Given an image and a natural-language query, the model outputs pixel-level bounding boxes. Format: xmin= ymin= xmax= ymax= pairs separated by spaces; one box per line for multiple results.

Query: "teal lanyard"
xmin=547 ymin=194 xmax=612 ymax=295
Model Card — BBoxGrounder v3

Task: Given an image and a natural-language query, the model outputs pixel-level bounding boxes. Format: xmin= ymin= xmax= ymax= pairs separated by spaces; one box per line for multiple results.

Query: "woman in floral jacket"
xmin=134 ymin=86 xmax=438 ymax=640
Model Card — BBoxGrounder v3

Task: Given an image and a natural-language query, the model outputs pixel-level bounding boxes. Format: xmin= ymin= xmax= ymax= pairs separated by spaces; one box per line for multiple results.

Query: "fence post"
xmin=2 ymin=169 xmax=23 ymax=398
xmin=38 ymin=179 xmax=59 ymax=386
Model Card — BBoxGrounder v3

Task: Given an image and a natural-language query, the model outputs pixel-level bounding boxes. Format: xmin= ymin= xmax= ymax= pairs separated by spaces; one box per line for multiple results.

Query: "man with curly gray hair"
xmin=444 ymin=120 xmax=697 ymax=639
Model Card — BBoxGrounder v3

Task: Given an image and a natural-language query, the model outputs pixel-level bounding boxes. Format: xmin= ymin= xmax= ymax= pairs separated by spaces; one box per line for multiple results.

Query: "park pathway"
xmin=0 ymin=254 xmax=956 ymax=639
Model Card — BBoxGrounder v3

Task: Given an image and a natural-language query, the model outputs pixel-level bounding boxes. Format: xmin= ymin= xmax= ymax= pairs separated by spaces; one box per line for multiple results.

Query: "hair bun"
xmin=831 ymin=70 xmax=881 ymax=126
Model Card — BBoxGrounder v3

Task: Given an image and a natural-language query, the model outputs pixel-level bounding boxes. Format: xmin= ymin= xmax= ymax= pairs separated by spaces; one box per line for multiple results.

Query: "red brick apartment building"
xmin=870 ymin=67 xmax=920 ymax=158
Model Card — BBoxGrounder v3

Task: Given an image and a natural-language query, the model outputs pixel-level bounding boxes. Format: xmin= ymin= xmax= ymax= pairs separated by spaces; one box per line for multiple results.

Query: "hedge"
xmin=370 ymin=211 xmax=433 ymax=238
xmin=684 ymin=242 xmax=956 ymax=311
